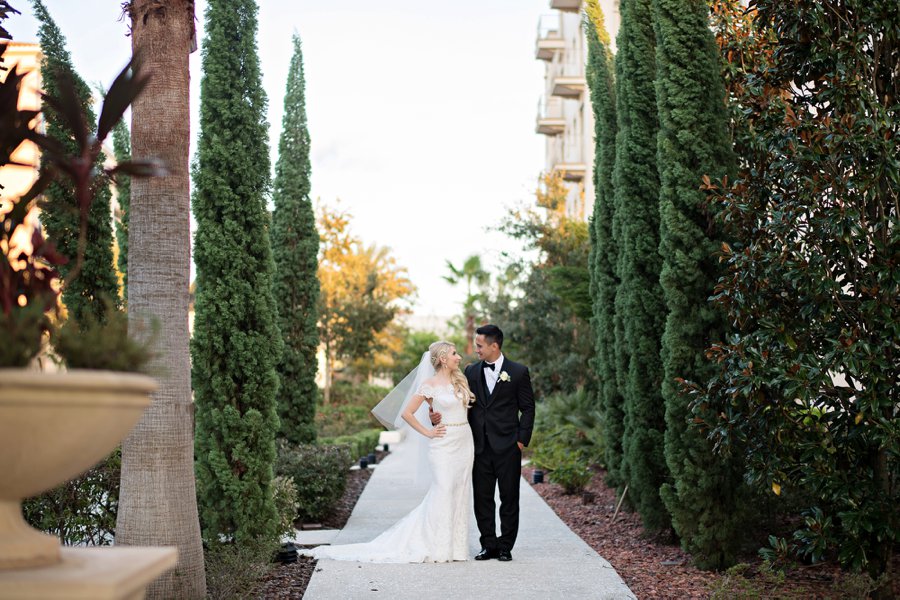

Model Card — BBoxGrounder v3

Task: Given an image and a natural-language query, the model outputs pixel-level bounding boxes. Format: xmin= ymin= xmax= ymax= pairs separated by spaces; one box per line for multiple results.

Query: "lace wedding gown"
xmin=308 ymin=383 xmax=474 ymax=563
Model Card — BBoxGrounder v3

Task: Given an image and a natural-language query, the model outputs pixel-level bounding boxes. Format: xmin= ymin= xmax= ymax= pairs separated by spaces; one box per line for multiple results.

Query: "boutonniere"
xmin=498 ymin=371 xmax=511 ymax=383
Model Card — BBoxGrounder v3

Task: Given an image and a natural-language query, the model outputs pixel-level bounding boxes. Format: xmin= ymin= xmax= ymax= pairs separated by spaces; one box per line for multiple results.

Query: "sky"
xmin=8 ymin=0 xmax=549 ymax=319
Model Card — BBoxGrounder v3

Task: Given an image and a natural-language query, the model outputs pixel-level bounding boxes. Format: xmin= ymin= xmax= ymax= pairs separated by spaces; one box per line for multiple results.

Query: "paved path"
xmin=300 ymin=435 xmax=635 ymax=599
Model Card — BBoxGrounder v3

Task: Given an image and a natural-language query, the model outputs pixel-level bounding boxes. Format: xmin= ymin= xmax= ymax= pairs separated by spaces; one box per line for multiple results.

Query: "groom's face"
xmin=474 ymin=334 xmax=501 ymax=362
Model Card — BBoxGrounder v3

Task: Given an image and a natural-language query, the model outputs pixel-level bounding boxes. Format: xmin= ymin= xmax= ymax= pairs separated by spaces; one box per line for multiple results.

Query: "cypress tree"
xmin=654 ymin=0 xmax=743 ymax=568
xmin=613 ymin=0 xmax=670 ymax=529
xmin=271 ymin=34 xmax=320 ymax=445
xmin=32 ymin=0 xmax=119 ymax=322
xmin=112 ymin=119 xmax=130 ymax=297
xmin=583 ymin=1 xmax=623 ymax=487
xmin=192 ymin=0 xmax=283 ymax=544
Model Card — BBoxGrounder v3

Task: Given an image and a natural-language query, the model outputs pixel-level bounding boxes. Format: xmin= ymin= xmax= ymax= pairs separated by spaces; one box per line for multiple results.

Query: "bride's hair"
xmin=429 ymin=341 xmax=475 ymax=409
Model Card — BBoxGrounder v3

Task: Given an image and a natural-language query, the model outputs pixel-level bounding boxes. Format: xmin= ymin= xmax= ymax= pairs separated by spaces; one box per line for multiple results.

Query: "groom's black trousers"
xmin=472 ymin=436 xmax=521 ymax=552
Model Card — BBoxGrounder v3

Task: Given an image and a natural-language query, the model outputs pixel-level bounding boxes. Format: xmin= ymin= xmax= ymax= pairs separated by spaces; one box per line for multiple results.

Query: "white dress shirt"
xmin=483 ymin=354 xmax=505 ymax=395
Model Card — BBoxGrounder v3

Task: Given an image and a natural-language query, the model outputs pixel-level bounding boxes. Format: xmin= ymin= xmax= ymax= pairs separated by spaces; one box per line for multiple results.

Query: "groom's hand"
xmin=517 ymin=442 xmax=524 ymax=451
xmin=429 ymin=407 xmax=442 ymax=425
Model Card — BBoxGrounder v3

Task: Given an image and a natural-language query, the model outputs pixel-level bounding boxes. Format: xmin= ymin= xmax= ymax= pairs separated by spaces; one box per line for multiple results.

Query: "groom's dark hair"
xmin=476 ymin=324 xmax=504 ymax=350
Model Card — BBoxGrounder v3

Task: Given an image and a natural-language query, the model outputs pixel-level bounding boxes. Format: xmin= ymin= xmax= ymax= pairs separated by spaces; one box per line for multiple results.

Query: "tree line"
xmin=448 ymin=1 xmax=896 ymax=595
xmin=26 ymin=1 xmax=412 ymax=596
xmin=580 ymin=0 xmax=898 ymax=592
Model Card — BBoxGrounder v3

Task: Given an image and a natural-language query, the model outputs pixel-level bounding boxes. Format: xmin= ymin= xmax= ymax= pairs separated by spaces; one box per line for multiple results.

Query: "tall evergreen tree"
xmin=192 ymin=0 xmax=282 ymax=544
xmin=271 ymin=34 xmax=319 ymax=445
xmin=613 ymin=0 xmax=670 ymax=530
xmin=112 ymin=119 xmax=130 ymax=297
xmin=31 ymin=0 xmax=119 ymax=322
xmin=583 ymin=1 xmax=622 ymax=487
xmin=654 ymin=0 xmax=743 ymax=568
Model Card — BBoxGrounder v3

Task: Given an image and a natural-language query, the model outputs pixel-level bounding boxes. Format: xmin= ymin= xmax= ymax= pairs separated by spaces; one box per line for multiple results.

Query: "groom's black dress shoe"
xmin=497 ymin=550 xmax=512 ymax=562
xmin=475 ymin=548 xmax=498 ymax=561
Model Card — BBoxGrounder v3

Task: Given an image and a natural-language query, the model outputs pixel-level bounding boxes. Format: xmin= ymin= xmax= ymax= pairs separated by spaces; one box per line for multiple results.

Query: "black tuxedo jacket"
xmin=465 ymin=358 xmax=535 ymax=454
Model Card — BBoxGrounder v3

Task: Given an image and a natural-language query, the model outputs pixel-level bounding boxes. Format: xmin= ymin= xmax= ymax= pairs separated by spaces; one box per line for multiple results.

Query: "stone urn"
xmin=0 ymin=369 xmax=157 ymax=570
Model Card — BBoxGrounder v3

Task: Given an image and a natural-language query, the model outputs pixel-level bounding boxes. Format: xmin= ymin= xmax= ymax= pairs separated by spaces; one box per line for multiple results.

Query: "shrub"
xmin=275 ymin=441 xmax=351 ymax=522
xmin=757 ymin=535 xmax=795 ymax=572
xmin=270 ymin=475 xmax=299 ymax=540
xmin=321 ymin=428 xmax=382 ymax=461
xmin=329 ymin=380 xmax=390 ymax=407
xmin=316 ymin=403 xmax=380 ymax=438
xmin=533 ymin=388 xmax=605 ymax=467
xmin=204 ymin=538 xmax=275 ymax=600
xmin=530 ymin=423 xmax=585 ymax=472
xmin=23 ymin=448 xmax=120 ymax=546
xmin=530 ymin=408 xmax=595 ymax=495
xmin=562 ymin=407 xmax=605 ymax=468
xmin=549 ymin=458 xmax=593 ymax=495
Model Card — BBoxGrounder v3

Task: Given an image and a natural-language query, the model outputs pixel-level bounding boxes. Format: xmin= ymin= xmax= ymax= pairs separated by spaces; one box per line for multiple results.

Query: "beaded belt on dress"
xmin=442 ymin=422 xmax=468 ymax=427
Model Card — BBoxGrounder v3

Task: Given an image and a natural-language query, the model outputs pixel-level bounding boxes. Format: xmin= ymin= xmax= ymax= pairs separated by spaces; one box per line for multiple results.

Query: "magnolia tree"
xmin=695 ymin=0 xmax=899 ymax=592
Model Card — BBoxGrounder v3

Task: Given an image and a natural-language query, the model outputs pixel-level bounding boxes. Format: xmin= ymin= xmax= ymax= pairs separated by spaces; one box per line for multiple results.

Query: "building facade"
xmin=0 ymin=43 xmax=42 ymax=253
xmin=0 ymin=43 xmax=42 ymax=204
xmin=535 ymin=0 xmax=620 ymax=220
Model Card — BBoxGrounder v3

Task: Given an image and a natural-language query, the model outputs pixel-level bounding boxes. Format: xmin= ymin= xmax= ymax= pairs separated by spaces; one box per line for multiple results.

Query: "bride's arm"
xmin=402 ymin=394 xmax=446 ymax=439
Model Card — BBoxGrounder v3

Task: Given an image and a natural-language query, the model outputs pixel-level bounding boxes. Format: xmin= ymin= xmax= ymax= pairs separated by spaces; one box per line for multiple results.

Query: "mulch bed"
xmin=522 ymin=465 xmax=899 ymax=599
xmin=253 ymin=558 xmax=317 ymax=599
xmin=255 ymin=449 xmax=388 ymax=599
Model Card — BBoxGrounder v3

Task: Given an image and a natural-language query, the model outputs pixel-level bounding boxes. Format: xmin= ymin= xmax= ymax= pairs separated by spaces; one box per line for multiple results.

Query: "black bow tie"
xmin=484 ymin=362 xmax=495 ymax=371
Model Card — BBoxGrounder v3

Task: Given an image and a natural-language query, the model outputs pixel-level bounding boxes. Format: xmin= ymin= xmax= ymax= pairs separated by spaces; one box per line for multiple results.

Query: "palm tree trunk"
xmin=464 ymin=314 xmax=474 ymax=355
xmin=324 ymin=337 xmax=333 ymax=405
xmin=116 ymin=2 xmax=206 ymax=597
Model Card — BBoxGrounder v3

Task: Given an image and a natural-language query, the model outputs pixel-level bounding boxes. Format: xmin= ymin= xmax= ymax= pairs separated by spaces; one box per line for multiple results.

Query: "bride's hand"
xmin=430 ymin=424 xmax=447 ymax=439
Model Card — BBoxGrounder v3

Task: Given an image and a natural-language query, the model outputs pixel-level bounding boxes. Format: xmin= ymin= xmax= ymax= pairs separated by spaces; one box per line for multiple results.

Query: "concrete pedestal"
xmin=0 ymin=547 xmax=177 ymax=600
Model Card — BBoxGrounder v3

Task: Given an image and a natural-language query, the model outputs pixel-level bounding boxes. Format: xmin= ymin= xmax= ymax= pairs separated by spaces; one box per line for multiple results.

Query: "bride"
xmin=305 ymin=341 xmax=476 ymax=563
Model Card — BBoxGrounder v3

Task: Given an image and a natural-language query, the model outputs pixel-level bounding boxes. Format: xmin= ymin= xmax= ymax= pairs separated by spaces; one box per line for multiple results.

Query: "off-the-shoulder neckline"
xmin=421 ymin=381 xmax=454 ymax=389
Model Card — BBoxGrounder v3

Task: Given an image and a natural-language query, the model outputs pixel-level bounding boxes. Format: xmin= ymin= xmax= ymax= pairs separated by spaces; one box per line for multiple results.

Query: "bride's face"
xmin=443 ymin=347 xmax=462 ymax=371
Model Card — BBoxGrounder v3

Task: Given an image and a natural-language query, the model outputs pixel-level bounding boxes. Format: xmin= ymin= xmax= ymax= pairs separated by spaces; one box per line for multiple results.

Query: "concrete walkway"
xmin=300 ymin=434 xmax=635 ymax=600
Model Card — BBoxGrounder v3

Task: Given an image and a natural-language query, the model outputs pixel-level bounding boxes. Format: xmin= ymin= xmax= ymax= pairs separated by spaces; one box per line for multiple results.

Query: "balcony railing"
xmin=548 ymin=131 xmax=586 ymax=181
xmin=535 ymin=14 xmax=565 ymax=60
xmin=550 ymin=0 xmax=583 ymax=13
xmin=536 ymin=97 xmax=565 ymax=135
xmin=548 ymin=52 xmax=586 ymax=98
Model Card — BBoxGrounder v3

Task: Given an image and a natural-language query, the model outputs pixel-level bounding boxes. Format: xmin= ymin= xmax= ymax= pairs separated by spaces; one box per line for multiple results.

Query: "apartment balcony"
xmin=548 ymin=54 xmax=586 ymax=98
xmin=536 ymin=98 xmax=565 ymax=135
xmin=546 ymin=44 xmax=587 ymax=99
xmin=550 ymin=0 xmax=583 ymax=13
xmin=553 ymin=163 xmax=587 ymax=181
xmin=535 ymin=14 xmax=565 ymax=60
xmin=548 ymin=134 xmax=587 ymax=182
xmin=552 ymin=75 xmax=586 ymax=98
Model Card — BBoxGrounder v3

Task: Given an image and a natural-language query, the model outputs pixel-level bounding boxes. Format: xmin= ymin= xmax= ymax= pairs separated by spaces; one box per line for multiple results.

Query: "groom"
xmin=432 ymin=324 xmax=535 ymax=561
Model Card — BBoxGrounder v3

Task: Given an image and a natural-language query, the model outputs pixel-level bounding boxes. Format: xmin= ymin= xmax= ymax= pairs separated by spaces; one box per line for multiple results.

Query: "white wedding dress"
xmin=308 ymin=383 xmax=474 ymax=563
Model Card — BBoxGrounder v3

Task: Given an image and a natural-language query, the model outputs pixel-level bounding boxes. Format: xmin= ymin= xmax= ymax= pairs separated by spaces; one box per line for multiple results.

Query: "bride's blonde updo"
xmin=429 ymin=341 xmax=475 ymax=409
